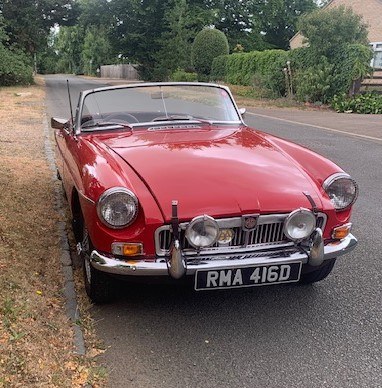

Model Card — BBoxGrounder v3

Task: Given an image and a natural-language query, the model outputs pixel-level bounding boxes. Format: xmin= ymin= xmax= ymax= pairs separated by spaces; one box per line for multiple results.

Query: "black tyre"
xmin=81 ymin=225 xmax=115 ymax=304
xmin=299 ymin=258 xmax=337 ymax=284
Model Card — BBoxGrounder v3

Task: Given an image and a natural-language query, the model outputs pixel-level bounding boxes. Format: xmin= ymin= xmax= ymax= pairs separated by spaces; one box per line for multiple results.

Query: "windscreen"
xmin=80 ymin=84 xmax=241 ymax=127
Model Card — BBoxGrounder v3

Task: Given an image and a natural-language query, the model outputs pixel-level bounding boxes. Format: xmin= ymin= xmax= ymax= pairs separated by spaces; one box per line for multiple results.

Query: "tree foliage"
xmin=0 ymin=13 xmax=33 ymax=85
xmin=253 ymin=0 xmax=317 ymax=49
xmin=0 ymin=44 xmax=33 ymax=85
xmin=298 ymin=5 xmax=369 ymax=56
xmin=55 ymin=26 xmax=84 ymax=74
xmin=0 ymin=0 xmax=78 ymax=55
xmin=0 ymin=0 xmax=320 ymax=81
xmin=153 ymin=0 xmax=212 ymax=80
xmin=82 ymin=27 xmax=112 ymax=75
xmin=192 ymin=28 xmax=229 ymax=79
xmin=292 ymin=5 xmax=372 ymax=102
xmin=211 ymin=0 xmax=266 ymax=52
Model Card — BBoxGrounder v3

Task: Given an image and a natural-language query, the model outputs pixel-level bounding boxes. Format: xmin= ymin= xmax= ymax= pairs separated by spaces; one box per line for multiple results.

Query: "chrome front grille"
xmin=155 ymin=213 xmax=327 ymax=257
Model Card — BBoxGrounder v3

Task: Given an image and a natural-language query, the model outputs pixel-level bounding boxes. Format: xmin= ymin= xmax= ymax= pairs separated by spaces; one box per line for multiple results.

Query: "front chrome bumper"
xmin=89 ymin=234 xmax=357 ymax=277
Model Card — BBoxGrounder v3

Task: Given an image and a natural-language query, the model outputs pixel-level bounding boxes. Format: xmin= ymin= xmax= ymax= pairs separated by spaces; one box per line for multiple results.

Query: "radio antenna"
xmin=66 ymin=79 xmax=74 ymax=126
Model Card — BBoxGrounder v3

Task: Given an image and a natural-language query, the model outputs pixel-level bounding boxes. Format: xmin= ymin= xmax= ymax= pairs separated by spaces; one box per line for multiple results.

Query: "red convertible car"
xmin=52 ymin=82 xmax=358 ymax=303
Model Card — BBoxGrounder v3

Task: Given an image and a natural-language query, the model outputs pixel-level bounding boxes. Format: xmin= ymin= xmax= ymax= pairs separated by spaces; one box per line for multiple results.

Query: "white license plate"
xmin=195 ymin=262 xmax=302 ymax=291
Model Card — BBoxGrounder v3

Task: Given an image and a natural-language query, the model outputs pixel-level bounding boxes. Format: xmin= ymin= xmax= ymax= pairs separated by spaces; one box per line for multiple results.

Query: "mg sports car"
xmin=52 ymin=82 xmax=358 ymax=303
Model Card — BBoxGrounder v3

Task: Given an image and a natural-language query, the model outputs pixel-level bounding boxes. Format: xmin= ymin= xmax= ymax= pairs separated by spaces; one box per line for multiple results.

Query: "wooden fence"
xmin=100 ymin=64 xmax=139 ymax=80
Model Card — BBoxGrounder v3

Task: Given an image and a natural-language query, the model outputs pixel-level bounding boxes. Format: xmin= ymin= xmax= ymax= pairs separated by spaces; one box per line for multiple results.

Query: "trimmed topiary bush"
xmin=192 ymin=28 xmax=229 ymax=79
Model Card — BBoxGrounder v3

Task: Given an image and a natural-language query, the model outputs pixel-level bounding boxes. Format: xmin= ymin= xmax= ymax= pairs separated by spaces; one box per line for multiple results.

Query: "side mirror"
xmin=239 ymin=108 xmax=246 ymax=118
xmin=51 ymin=117 xmax=69 ymax=130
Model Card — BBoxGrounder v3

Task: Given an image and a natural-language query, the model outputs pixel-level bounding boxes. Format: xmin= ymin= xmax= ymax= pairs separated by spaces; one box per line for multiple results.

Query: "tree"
xmin=253 ymin=0 xmax=317 ymax=49
xmin=153 ymin=0 xmax=215 ymax=80
xmin=0 ymin=13 xmax=33 ymax=84
xmin=192 ymin=28 xmax=229 ymax=79
xmin=211 ymin=0 xmax=267 ymax=51
xmin=105 ymin=0 xmax=170 ymax=80
xmin=298 ymin=5 xmax=369 ymax=56
xmin=82 ymin=27 xmax=112 ymax=75
xmin=77 ymin=0 xmax=113 ymax=30
xmin=153 ymin=0 xmax=193 ymax=79
xmin=54 ymin=26 xmax=84 ymax=74
xmin=0 ymin=0 xmax=78 ymax=55
xmin=0 ymin=14 xmax=7 ymax=44
xmin=292 ymin=5 xmax=372 ymax=102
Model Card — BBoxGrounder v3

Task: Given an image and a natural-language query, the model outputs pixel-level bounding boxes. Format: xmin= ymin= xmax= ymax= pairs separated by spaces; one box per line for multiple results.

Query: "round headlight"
xmin=97 ymin=187 xmax=138 ymax=229
xmin=284 ymin=208 xmax=316 ymax=241
xmin=185 ymin=215 xmax=219 ymax=249
xmin=323 ymin=173 xmax=358 ymax=211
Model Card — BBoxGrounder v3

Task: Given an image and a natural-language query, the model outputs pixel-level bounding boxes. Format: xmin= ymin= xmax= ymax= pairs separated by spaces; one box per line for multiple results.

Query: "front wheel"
xmin=299 ymin=258 xmax=337 ymax=284
xmin=82 ymin=225 xmax=115 ymax=304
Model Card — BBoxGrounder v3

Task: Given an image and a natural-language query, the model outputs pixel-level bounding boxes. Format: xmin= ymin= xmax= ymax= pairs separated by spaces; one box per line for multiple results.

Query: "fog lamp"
xmin=186 ymin=215 xmax=219 ymax=248
xmin=111 ymin=242 xmax=143 ymax=256
xmin=284 ymin=208 xmax=316 ymax=241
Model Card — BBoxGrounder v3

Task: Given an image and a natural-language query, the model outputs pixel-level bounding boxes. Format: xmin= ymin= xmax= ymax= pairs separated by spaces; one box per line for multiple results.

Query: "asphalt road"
xmin=44 ymin=75 xmax=382 ymax=388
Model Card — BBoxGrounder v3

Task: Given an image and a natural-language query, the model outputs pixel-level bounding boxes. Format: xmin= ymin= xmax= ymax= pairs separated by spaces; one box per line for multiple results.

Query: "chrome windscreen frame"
xmin=74 ymin=82 xmax=245 ymax=135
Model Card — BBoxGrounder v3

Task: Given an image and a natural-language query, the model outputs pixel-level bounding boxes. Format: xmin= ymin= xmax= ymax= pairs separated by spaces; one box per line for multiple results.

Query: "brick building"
xmin=289 ymin=0 xmax=382 ymax=68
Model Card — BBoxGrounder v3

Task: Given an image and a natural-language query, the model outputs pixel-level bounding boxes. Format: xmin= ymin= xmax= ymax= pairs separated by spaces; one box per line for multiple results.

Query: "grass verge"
xmin=0 ymin=79 xmax=105 ymax=387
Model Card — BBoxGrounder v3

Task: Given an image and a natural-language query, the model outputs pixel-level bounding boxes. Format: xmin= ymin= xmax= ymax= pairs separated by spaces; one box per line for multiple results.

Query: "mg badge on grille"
xmin=242 ymin=215 xmax=259 ymax=231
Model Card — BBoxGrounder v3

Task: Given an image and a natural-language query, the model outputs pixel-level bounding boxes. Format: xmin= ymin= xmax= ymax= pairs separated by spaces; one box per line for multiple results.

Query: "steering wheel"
xmin=104 ymin=113 xmax=139 ymax=123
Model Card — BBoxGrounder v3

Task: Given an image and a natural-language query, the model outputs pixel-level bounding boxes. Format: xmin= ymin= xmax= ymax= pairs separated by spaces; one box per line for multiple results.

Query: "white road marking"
xmin=246 ymin=111 xmax=382 ymax=143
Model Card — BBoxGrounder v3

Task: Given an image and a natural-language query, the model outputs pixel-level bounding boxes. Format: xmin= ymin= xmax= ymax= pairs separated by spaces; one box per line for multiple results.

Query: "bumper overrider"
xmin=89 ymin=232 xmax=357 ymax=277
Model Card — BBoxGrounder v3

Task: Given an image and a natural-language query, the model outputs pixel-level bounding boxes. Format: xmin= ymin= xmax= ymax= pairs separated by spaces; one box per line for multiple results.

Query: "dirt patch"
xmin=0 ymin=81 xmax=105 ymax=387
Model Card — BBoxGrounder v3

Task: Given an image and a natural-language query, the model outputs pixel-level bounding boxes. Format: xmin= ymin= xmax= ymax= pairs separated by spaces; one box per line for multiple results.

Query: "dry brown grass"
xmin=0 ymin=80 xmax=104 ymax=387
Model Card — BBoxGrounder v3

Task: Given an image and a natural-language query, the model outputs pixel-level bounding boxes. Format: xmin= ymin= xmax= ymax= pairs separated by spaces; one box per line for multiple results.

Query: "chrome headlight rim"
xmin=283 ymin=208 xmax=316 ymax=242
xmin=185 ymin=215 xmax=220 ymax=249
xmin=96 ymin=187 xmax=139 ymax=229
xmin=323 ymin=173 xmax=358 ymax=211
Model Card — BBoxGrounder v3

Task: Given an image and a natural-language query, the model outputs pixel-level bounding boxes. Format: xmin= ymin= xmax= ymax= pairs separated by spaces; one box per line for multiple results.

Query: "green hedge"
xmin=0 ymin=46 xmax=33 ymax=86
xmin=211 ymin=50 xmax=289 ymax=97
xmin=212 ymin=44 xmax=373 ymax=103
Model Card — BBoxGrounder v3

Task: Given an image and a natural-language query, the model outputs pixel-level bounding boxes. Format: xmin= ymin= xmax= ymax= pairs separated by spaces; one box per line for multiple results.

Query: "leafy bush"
xmin=331 ymin=44 xmax=373 ymax=95
xmin=211 ymin=50 xmax=289 ymax=97
xmin=291 ymin=6 xmax=372 ymax=104
xmin=170 ymin=69 xmax=198 ymax=82
xmin=292 ymin=44 xmax=373 ymax=103
xmin=331 ymin=93 xmax=382 ymax=114
xmin=288 ymin=47 xmax=316 ymax=71
xmin=294 ymin=59 xmax=334 ymax=103
xmin=0 ymin=46 xmax=33 ymax=86
xmin=192 ymin=28 xmax=229 ymax=78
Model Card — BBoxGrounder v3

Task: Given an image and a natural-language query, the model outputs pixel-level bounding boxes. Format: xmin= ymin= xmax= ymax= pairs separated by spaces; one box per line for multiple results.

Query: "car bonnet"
xmin=100 ymin=127 xmax=323 ymax=221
